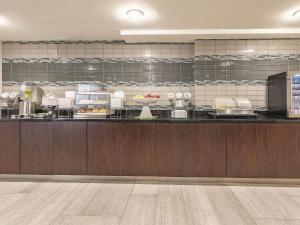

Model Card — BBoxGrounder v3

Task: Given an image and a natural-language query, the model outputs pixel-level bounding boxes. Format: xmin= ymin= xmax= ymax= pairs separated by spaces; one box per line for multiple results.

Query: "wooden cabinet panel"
xmin=21 ymin=122 xmax=53 ymax=175
xmin=227 ymin=123 xmax=300 ymax=178
xmin=116 ymin=123 xmax=156 ymax=176
xmin=0 ymin=122 xmax=20 ymax=174
xmin=87 ymin=122 xmax=120 ymax=175
xmin=53 ymin=121 xmax=86 ymax=175
xmin=227 ymin=123 xmax=261 ymax=178
xmin=194 ymin=123 xmax=227 ymax=177
xmin=258 ymin=123 xmax=300 ymax=178
xmin=155 ymin=123 xmax=226 ymax=177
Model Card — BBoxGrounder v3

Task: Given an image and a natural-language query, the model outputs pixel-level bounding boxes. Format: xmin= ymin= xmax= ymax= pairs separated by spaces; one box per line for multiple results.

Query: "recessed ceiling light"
xmin=126 ymin=9 xmax=144 ymax=20
xmin=0 ymin=15 xmax=9 ymax=26
xmin=293 ymin=10 xmax=300 ymax=19
xmin=243 ymin=49 xmax=255 ymax=53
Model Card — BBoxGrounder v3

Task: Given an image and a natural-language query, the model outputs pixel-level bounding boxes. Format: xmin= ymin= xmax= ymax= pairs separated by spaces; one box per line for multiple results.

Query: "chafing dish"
xmin=210 ymin=97 xmax=257 ymax=118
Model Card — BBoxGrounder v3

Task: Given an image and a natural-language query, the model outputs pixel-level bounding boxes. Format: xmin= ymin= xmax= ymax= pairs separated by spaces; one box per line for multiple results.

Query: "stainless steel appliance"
xmin=268 ymin=71 xmax=300 ymax=118
xmin=209 ymin=97 xmax=257 ymax=118
xmin=168 ymin=92 xmax=191 ymax=118
xmin=19 ymin=84 xmax=43 ymax=117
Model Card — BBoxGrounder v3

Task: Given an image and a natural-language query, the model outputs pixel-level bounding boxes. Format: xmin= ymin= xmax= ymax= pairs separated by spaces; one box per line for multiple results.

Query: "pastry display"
xmin=78 ymin=108 xmax=109 ymax=114
xmin=74 ymin=91 xmax=111 ymax=118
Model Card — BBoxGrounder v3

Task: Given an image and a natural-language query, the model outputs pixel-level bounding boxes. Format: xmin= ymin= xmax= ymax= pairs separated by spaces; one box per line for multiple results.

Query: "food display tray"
xmin=73 ymin=113 xmax=110 ymax=119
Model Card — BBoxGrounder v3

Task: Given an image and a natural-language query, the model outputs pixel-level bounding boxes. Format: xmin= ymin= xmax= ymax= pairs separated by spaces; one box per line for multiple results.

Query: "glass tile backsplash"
xmin=3 ymin=39 xmax=300 ymax=107
xmin=194 ymin=59 xmax=299 ymax=81
xmin=2 ymin=62 xmax=193 ymax=83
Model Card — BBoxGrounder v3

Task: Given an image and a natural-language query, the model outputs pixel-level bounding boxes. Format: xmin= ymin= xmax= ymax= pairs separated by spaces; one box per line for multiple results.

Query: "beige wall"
xmin=0 ymin=42 xmax=2 ymax=93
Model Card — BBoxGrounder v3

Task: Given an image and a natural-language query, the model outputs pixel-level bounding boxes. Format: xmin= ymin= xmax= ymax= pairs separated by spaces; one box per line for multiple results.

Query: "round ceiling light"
xmin=293 ymin=10 xmax=300 ymax=19
xmin=243 ymin=49 xmax=255 ymax=53
xmin=0 ymin=15 xmax=9 ymax=26
xmin=126 ymin=9 xmax=144 ymax=20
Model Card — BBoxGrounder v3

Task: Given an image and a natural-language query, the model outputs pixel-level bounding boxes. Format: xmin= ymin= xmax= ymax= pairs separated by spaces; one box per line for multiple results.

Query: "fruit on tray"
xmin=134 ymin=95 xmax=145 ymax=99
xmin=134 ymin=94 xmax=160 ymax=99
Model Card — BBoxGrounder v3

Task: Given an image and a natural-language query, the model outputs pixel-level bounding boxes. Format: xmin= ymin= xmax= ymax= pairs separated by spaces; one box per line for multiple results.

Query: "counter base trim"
xmin=1 ymin=175 xmax=300 ymax=186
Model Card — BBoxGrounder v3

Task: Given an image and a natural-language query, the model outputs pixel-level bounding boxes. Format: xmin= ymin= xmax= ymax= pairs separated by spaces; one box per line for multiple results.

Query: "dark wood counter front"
xmin=227 ymin=123 xmax=300 ymax=178
xmin=21 ymin=121 xmax=53 ymax=175
xmin=53 ymin=121 xmax=87 ymax=175
xmin=155 ymin=123 xmax=226 ymax=177
xmin=87 ymin=122 xmax=119 ymax=176
xmin=117 ymin=122 xmax=157 ymax=176
xmin=1 ymin=120 xmax=300 ymax=178
xmin=87 ymin=122 xmax=226 ymax=177
xmin=0 ymin=121 xmax=20 ymax=174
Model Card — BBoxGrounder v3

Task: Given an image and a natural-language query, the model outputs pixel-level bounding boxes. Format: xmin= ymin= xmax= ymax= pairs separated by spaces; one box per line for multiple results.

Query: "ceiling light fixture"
xmin=293 ymin=10 xmax=300 ymax=19
xmin=0 ymin=15 xmax=9 ymax=26
xmin=126 ymin=9 xmax=144 ymax=20
xmin=243 ymin=49 xmax=255 ymax=53
xmin=120 ymin=29 xmax=300 ymax=36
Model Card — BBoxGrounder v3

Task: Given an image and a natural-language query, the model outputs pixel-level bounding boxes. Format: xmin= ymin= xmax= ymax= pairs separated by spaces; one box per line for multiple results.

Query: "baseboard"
xmin=0 ymin=174 xmax=300 ymax=186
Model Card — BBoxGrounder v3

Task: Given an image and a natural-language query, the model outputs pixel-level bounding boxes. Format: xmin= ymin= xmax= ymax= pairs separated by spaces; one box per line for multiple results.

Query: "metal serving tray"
xmin=73 ymin=112 xmax=109 ymax=119
xmin=209 ymin=109 xmax=258 ymax=118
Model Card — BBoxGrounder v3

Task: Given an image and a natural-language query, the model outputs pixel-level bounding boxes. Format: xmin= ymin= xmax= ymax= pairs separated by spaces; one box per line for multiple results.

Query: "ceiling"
xmin=1 ymin=0 xmax=300 ymax=42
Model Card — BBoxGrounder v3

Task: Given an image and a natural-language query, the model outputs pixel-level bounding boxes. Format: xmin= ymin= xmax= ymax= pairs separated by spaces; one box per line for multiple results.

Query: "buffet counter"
xmin=1 ymin=115 xmax=300 ymax=123
xmin=0 ymin=116 xmax=300 ymax=178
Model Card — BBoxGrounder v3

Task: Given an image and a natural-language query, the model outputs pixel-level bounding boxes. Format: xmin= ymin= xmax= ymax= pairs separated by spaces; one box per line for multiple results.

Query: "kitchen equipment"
xmin=41 ymin=93 xmax=61 ymax=118
xmin=32 ymin=105 xmax=57 ymax=119
xmin=19 ymin=84 xmax=43 ymax=117
xmin=209 ymin=108 xmax=257 ymax=118
xmin=53 ymin=92 xmax=75 ymax=118
xmin=210 ymin=97 xmax=256 ymax=118
xmin=235 ymin=98 xmax=252 ymax=109
xmin=58 ymin=98 xmax=74 ymax=109
xmin=0 ymin=92 xmax=19 ymax=108
xmin=74 ymin=91 xmax=111 ymax=119
xmin=42 ymin=98 xmax=59 ymax=106
xmin=168 ymin=92 xmax=191 ymax=118
xmin=174 ymin=92 xmax=184 ymax=107
xmin=268 ymin=71 xmax=300 ymax=118
xmin=213 ymin=97 xmax=236 ymax=110
xmin=20 ymin=84 xmax=43 ymax=103
xmin=111 ymin=90 xmax=125 ymax=110
xmin=0 ymin=92 xmax=20 ymax=118
xmin=19 ymin=101 xmax=36 ymax=117
xmin=171 ymin=110 xmax=187 ymax=118
xmin=46 ymin=105 xmax=56 ymax=118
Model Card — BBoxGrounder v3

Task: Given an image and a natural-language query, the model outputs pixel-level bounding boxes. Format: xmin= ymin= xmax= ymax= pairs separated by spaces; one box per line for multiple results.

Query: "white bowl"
xmin=133 ymin=98 xmax=158 ymax=105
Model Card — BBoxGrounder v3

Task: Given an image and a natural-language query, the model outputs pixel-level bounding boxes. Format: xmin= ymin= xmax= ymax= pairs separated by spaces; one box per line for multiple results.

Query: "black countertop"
xmin=1 ymin=115 xmax=300 ymax=123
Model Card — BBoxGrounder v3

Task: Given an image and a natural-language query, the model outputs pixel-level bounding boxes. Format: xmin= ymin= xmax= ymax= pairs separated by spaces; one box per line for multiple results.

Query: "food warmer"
xmin=209 ymin=97 xmax=257 ymax=118
xmin=73 ymin=92 xmax=111 ymax=119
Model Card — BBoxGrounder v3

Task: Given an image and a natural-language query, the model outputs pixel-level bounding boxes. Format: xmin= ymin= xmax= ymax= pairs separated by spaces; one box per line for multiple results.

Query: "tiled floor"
xmin=0 ymin=181 xmax=300 ymax=225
